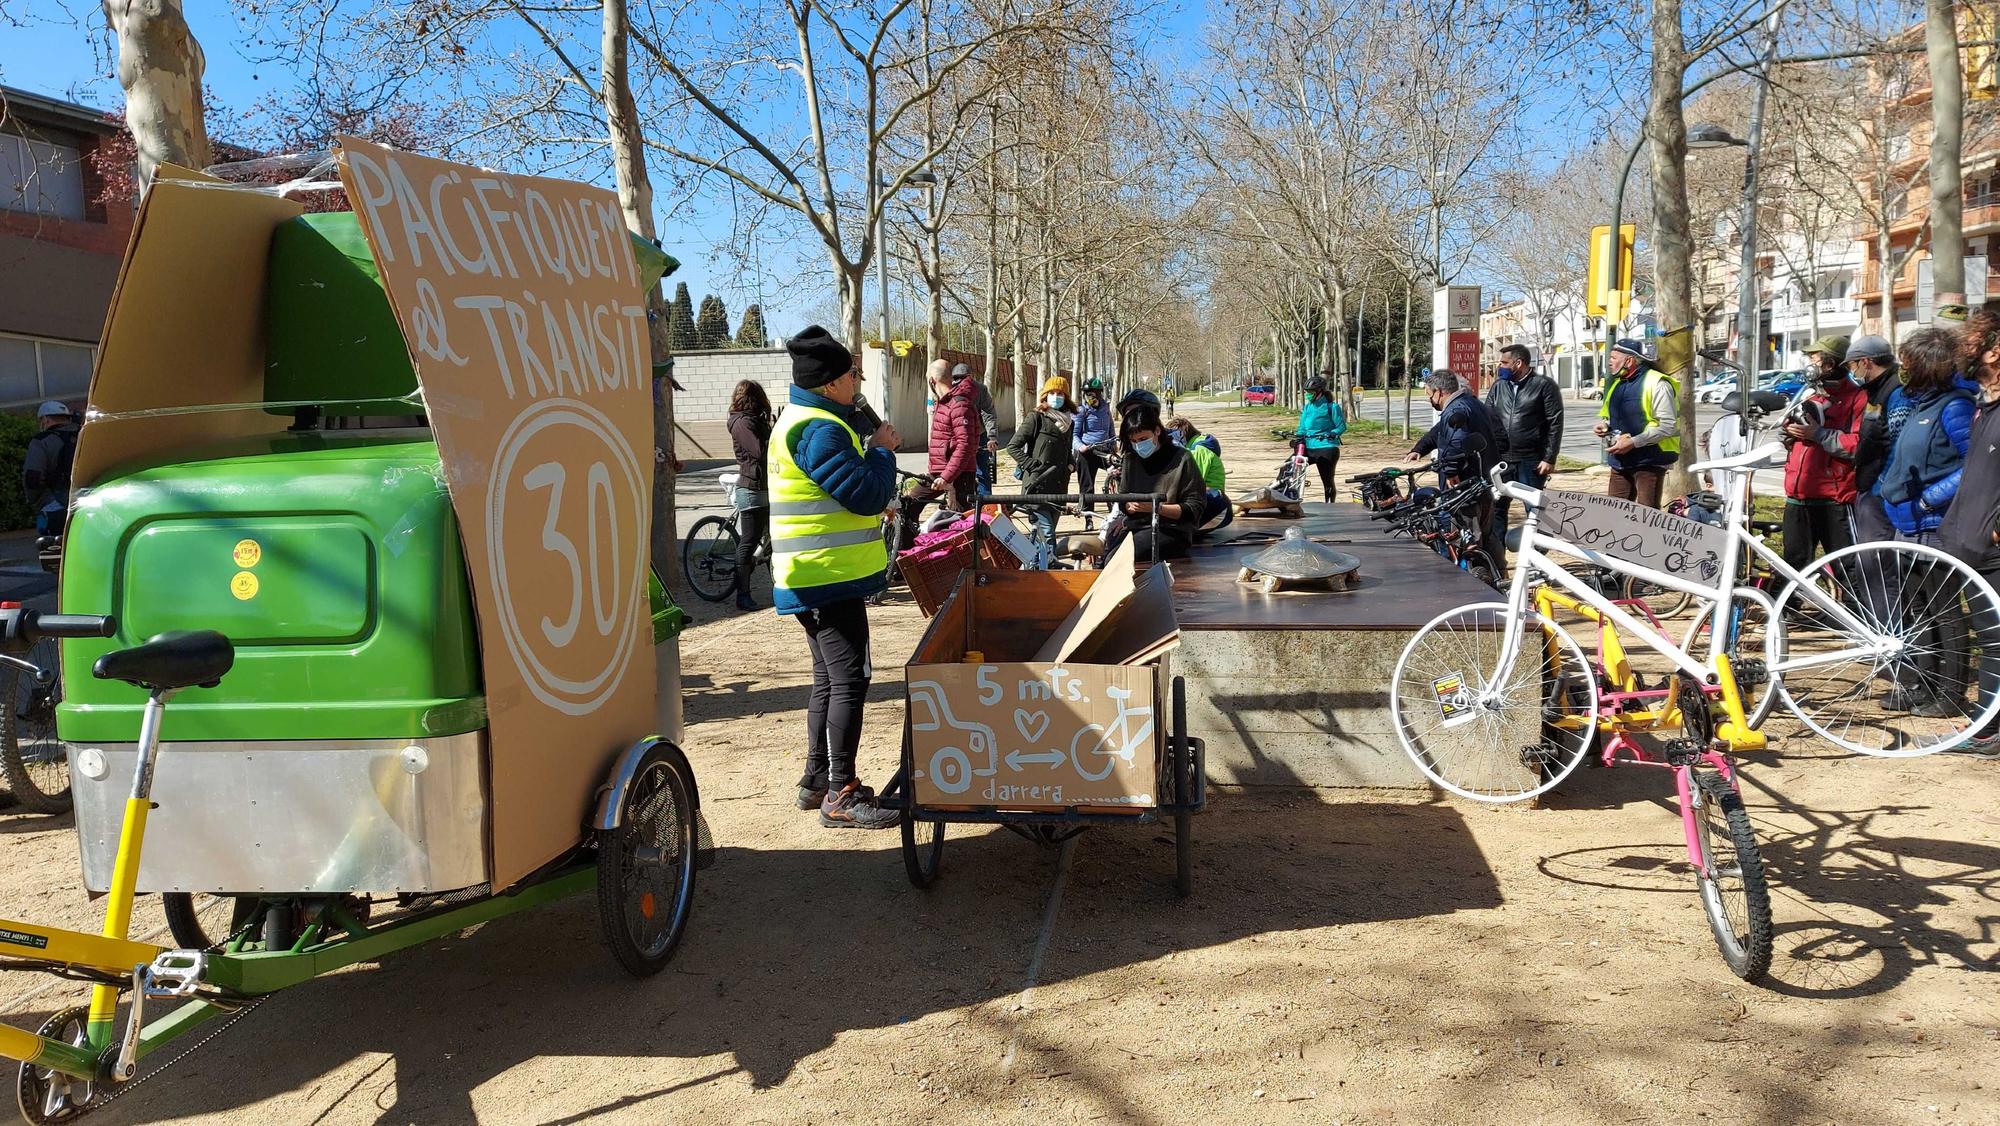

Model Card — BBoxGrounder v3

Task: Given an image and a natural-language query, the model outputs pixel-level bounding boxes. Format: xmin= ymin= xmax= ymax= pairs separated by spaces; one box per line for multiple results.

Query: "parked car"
xmin=1695 ymin=378 xmax=1738 ymax=405
xmin=1243 ymin=384 xmax=1276 ymax=406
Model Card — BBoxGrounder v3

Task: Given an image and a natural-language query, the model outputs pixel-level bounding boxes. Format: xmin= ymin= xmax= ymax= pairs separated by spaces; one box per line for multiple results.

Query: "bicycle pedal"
xmin=1660 ymin=738 xmax=1707 ymax=766
xmin=140 ymin=950 xmax=208 ymax=999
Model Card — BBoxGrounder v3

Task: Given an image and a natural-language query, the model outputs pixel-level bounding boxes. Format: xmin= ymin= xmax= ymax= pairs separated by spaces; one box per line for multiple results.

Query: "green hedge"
xmin=0 ymin=413 xmax=41 ymax=530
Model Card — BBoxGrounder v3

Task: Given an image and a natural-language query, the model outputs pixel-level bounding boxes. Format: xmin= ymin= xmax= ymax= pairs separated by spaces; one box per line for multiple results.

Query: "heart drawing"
xmin=1014 ymin=708 xmax=1050 ymax=744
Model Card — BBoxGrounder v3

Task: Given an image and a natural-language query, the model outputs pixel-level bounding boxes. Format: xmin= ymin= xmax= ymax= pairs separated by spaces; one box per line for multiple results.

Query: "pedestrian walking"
xmin=1779 ymin=336 xmax=1866 ymax=572
xmin=1293 ymin=373 xmax=1347 ymax=504
xmin=1072 ymin=377 xmax=1115 ymax=507
xmin=725 ymin=380 xmax=774 ymax=612
xmin=1593 ymin=338 xmax=1680 ymax=509
xmin=1875 ymin=326 xmax=1976 ymax=718
xmin=769 ymin=326 xmax=902 ymax=828
xmin=1483 ymin=344 xmax=1563 ymax=553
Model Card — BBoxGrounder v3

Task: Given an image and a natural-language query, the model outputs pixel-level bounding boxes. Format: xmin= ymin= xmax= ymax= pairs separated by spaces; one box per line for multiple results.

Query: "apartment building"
xmin=0 ymin=86 xmax=135 ymax=410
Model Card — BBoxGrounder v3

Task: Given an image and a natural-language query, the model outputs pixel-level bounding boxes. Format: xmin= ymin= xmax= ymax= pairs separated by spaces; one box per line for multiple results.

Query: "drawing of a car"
xmin=909 ymin=680 xmax=1000 ymax=795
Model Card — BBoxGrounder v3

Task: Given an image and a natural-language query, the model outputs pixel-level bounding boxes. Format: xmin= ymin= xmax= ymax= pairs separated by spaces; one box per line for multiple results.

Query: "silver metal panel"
xmin=69 ymin=733 xmax=488 ymax=894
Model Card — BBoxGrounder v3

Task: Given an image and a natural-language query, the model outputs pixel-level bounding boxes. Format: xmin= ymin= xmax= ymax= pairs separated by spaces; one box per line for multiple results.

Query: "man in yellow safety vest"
xmin=768 ymin=326 xmax=904 ymax=828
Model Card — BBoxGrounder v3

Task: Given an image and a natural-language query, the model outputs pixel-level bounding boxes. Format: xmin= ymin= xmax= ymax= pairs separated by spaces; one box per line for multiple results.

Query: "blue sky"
xmin=2 ymin=2 xmax=1604 ymax=335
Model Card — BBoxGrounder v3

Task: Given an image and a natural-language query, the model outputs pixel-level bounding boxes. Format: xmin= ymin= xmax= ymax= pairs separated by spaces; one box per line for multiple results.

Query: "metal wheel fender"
xmin=592 ymin=736 xmax=714 ymax=869
xmin=592 ymin=736 xmax=701 ymax=830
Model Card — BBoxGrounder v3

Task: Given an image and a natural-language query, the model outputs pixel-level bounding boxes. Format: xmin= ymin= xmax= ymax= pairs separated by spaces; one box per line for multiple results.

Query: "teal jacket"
xmin=1296 ymin=396 xmax=1346 ymax=450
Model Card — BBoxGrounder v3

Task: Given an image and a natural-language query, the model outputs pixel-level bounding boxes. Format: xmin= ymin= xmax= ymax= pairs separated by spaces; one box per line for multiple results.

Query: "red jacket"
xmin=929 ymin=379 xmax=979 ymax=484
xmin=1783 ymin=379 xmax=1866 ymax=503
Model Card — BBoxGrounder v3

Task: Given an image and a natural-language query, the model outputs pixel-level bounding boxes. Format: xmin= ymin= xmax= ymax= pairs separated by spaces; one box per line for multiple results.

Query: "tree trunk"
xmin=1928 ymin=0 xmax=1966 ymax=314
xmin=1402 ymin=281 xmax=1414 ymax=440
xmin=839 ymin=259 xmax=867 ymax=354
xmin=601 ymin=0 xmax=677 ymax=578
xmin=104 ymin=0 xmax=209 ymax=191
xmin=1647 ymin=0 xmax=1699 ymax=498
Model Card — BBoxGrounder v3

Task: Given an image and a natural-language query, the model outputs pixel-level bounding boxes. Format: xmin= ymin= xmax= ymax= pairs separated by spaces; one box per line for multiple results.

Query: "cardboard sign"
xmin=1538 ymin=488 xmax=1726 ymax=584
xmin=337 ymin=138 xmax=657 ymax=887
xmin=907 ymin=662 xmax=1157 ymax=809
xmin=73 ymin=166 xmax=303 ymax=491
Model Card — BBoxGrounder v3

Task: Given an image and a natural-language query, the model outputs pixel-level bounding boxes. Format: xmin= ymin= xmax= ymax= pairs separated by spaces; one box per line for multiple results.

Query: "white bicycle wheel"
xmin=1771 ymin=541 xmax=2000 ymax=757
xmin=1391 ymin=601 xmax=1599 ymax=802
xmin=1682 ymin=586 xmax=1786 ymax=729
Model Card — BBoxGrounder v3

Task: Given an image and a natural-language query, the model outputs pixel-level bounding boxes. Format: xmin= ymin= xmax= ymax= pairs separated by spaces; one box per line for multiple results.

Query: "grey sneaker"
xmin=1912 ymin=695 xmax=1966 ymax=720
xmin=797 ymin=784 xmax=828 ymax=811
xmin=819 ymin=783 xmax=900 ymax=830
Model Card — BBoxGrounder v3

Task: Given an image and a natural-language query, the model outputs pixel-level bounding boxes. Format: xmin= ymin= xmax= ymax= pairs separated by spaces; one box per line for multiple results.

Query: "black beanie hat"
xmin=788 ymin=325 xmax=853 ymax=388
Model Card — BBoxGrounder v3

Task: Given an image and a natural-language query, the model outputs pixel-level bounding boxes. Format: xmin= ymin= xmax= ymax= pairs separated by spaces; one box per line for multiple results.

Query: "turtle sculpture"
xmin=1231 ymin=485 xmax=1305 ymax=518
xmin=1236 ymin=526 xmax=1362 ymax=593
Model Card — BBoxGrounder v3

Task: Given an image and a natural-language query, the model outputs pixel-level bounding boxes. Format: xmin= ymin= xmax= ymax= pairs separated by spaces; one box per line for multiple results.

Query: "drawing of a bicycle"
xmin=1068 ymin=686 xmax=1155 ymax=781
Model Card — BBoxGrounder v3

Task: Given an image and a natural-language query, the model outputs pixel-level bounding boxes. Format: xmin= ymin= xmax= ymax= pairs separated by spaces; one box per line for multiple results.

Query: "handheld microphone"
xmin=854 ymin=392 xmax=884 ymax=431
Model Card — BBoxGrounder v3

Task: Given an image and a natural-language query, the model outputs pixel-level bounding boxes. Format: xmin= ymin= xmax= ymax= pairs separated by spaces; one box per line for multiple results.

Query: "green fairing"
xmin=263 ymin=211 xmax=679 ymax=416
xmin=58 ymin=432 xmax=485 ymax=744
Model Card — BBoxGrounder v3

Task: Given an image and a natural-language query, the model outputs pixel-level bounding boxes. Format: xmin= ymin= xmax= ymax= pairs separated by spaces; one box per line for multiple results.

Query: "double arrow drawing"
xmin=1005 ymin=749 xmax=1066 ymax=771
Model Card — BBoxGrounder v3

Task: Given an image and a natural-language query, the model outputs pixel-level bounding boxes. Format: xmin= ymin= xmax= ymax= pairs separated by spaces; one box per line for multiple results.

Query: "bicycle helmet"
xmin=1117 ymin=387 xmax=1160 ymax=413
xmin=1083 ymin=376 xmax=1105 ymax=391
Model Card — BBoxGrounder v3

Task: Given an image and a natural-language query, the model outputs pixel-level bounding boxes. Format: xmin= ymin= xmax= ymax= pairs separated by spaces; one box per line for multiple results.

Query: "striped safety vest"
xmin=768 ymin=404 xmax=889 ymax=593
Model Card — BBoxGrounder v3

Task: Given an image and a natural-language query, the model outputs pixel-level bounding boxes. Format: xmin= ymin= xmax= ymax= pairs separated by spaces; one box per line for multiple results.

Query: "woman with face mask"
xmin=1111 ymin=394 xmax=1208 ymax=561
xmin=1007 ymin=376 xmax=1077 ymax=552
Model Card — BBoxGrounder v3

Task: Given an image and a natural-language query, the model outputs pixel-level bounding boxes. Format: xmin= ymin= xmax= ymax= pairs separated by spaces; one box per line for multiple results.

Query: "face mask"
xmin=1048 ymin=394 xmax=1066 ymax=410
xmin=1170 ymin=430 xmax=1187 ymax=446
xmin=1133 ymin=437 xmax=1160 ymax=458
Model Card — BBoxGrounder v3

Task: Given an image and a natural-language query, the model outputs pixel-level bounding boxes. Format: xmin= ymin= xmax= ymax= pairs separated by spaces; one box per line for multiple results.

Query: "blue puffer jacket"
xmin=1876 ymin=378 xmax=1976 ymax=535
xmin=1296 ymin=396 xmax=1346 ymax=449
xmin=774 ymin=386 xmax=897 ymax=613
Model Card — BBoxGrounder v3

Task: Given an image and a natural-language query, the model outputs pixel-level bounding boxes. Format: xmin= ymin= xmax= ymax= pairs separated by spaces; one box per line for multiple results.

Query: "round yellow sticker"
xmin=230 ymin=571 xmax=259 ymax=601
xmin=232 ymin=539 xmax=261 ymax=568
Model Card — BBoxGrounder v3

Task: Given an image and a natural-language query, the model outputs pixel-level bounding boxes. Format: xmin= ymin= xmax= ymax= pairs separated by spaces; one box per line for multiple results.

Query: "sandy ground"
xmin=0 ymin=399 xmax=1995 ymax=1125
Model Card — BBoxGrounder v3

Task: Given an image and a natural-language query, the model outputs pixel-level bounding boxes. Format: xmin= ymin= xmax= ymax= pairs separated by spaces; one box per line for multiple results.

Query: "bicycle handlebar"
xmin=0 ymin=608 xmax=116 ymax=644
xmin=1489 ymin=461 xmax=1542 ymax=508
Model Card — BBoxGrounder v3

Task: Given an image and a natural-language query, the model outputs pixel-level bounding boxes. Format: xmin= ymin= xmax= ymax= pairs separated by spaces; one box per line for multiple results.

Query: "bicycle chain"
xmin=84 ymin=995 xmax=267 ymax=1117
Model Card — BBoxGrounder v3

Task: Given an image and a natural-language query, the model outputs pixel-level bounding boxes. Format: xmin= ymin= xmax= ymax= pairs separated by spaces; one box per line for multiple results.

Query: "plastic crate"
xmin=899 ymin=516 xmax=1024 ymax=616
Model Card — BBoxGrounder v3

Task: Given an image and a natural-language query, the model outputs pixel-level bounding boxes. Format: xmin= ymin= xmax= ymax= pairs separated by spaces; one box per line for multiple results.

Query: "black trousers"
xmin=1074 ymin=448 xmax=1107 ymax=507
xmin=735 ymin=505 xmax=768 ymax=595
xmin=1305 ymin=447 xmax=1340 ymax=503
xmin=1782 ymin=500 xmax=1854 ymax=574
xmin=796 ymin=598 xmax=872 ymax=791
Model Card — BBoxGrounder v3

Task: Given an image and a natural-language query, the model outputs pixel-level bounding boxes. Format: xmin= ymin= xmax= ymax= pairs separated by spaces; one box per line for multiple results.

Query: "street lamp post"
xmin=874 ymin=169 xmax=938 ymax=423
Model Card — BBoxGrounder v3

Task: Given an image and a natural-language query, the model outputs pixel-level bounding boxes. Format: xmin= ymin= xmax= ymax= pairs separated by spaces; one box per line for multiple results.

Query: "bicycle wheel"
xmin=1683 ymin=588 xmax=1786 ymax=729
xmin=0 ymin=638 xmax=69 ymax=814
xmin=681 ymin=515 xmax=741 ymax=603
xmin=1620 ymin=575 xmax=1694 ymax=620
xmin=595 ymin=742 xmax=698 ymax=977
xmin=161 ymin=892 xmax=257 ymax=951
xmin=1771 ymin=541 xmax=2000 ymax=756
xmin=901 ymin=816 xmax=945 ymax=888
xmin=1391 ymin=602 xmax=1599 ymax=802
xmin=1690 ymin=770 xmax=1773 ymax=981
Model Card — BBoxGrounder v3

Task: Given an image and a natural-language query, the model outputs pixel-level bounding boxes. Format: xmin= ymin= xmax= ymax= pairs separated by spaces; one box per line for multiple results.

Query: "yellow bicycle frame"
xmin=1535 ymin=584 xmax=1766 ymax=750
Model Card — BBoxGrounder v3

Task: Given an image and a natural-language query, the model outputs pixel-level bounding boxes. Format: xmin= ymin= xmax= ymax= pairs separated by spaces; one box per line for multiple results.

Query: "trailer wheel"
xmin=901 ymin=816 xmax=944 ymax=888
xmin=596 ymin=742 xmax=698 ymax=977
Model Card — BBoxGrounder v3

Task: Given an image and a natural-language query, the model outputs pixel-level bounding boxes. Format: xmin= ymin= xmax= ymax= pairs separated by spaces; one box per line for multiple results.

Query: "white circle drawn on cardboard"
xmin=485 ymin=397 xmax=649 ymax=717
